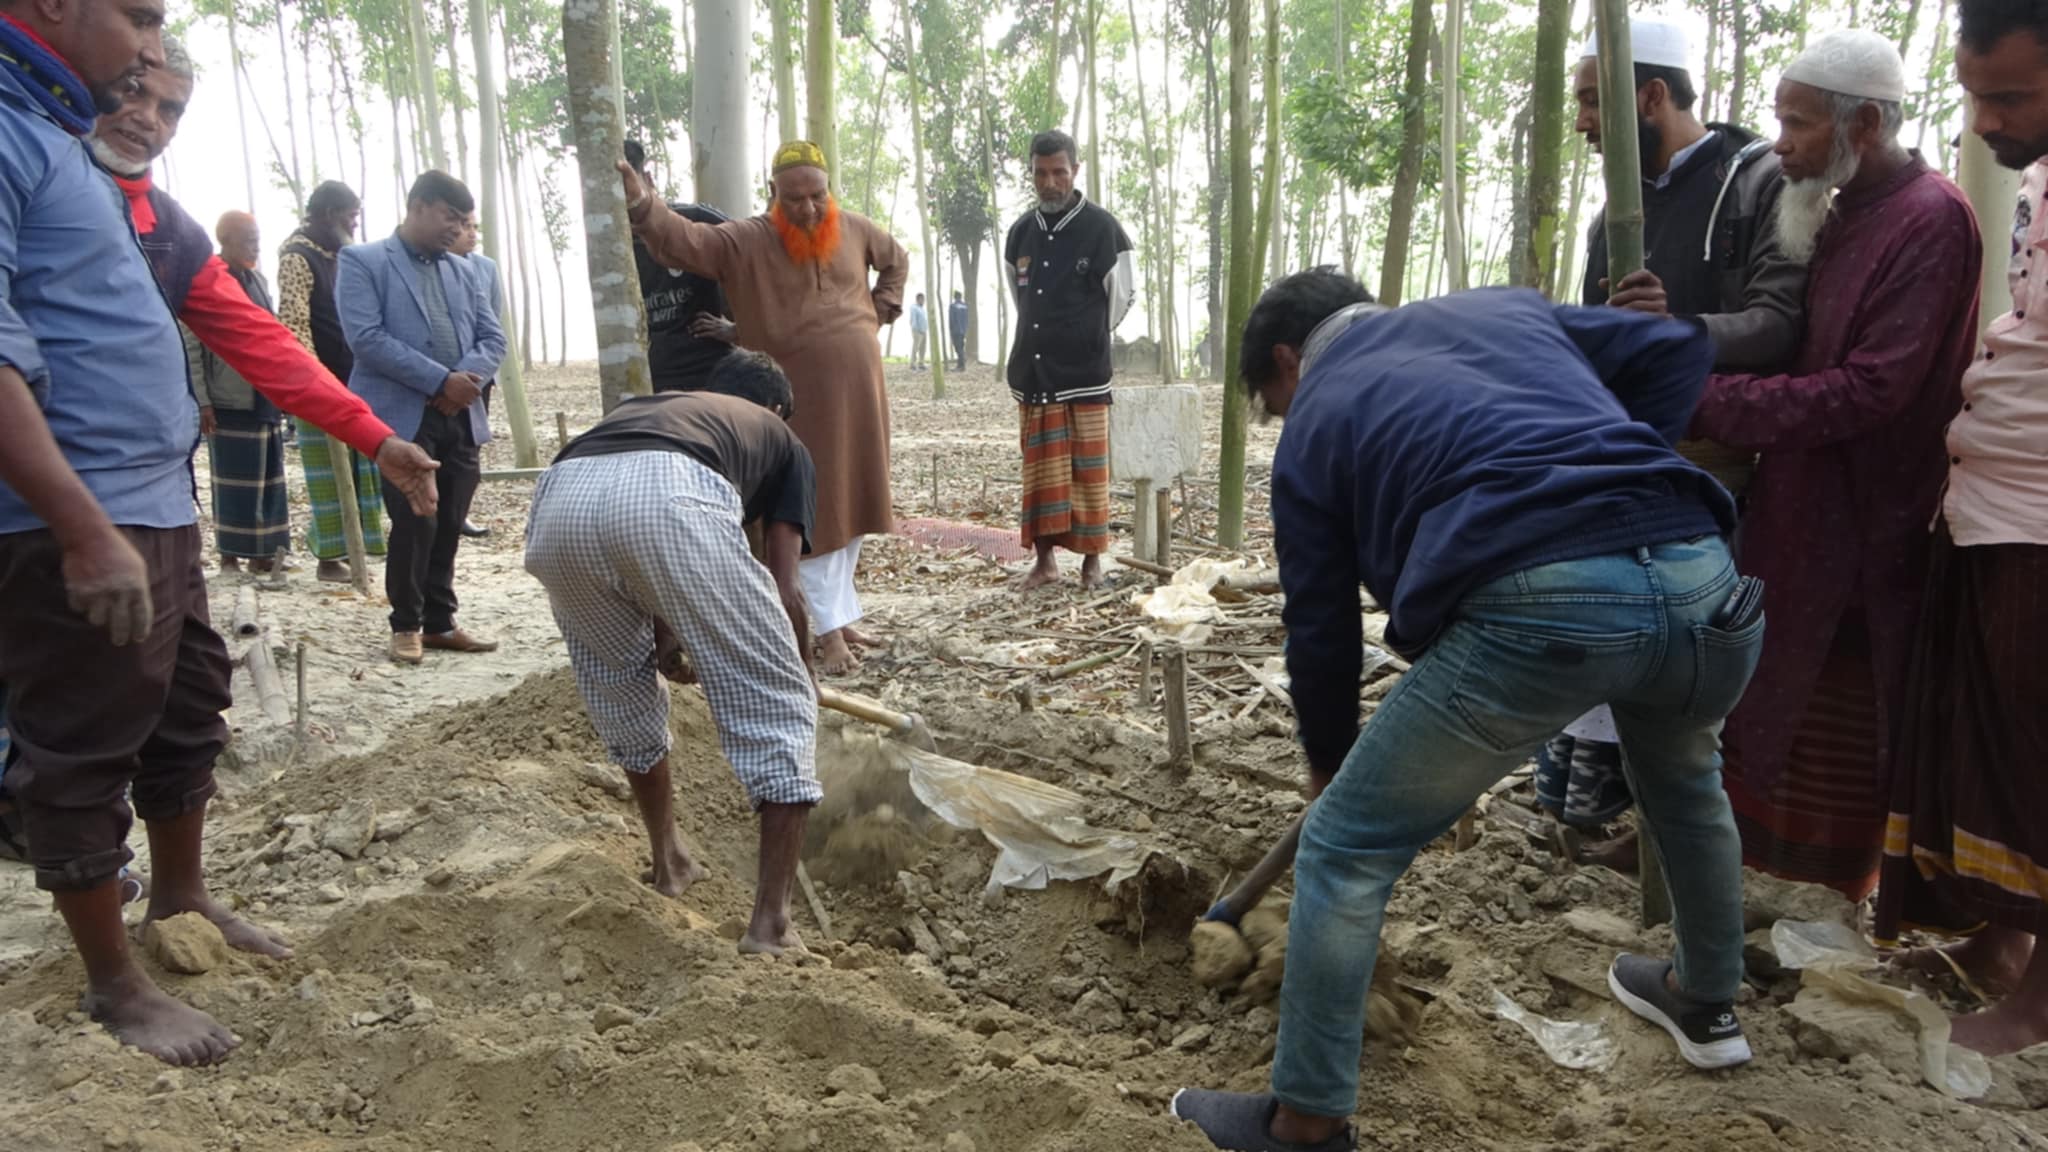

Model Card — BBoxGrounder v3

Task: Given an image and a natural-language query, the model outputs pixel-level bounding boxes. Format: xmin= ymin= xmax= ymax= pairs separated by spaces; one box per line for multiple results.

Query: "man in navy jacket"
xmin=1173 ymin=272 xmax=1762 ymax=1152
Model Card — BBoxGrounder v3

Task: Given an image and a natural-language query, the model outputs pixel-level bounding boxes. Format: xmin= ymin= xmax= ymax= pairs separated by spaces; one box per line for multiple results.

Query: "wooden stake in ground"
xmin=322 ymin=433 xmax=373 ymax=599
xmin=1154 ymin=486 xmax=1173 ymax=568
xmin=1162 ymin=643 xmax=1192 ymax=768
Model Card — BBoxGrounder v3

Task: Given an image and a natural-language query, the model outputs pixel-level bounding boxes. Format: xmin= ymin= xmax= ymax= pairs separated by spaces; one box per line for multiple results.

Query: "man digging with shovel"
xmin=1171 ymin=272 xmax=1763 ymax=1152
xmin=524 ymin=350 xmax=821 ymax=957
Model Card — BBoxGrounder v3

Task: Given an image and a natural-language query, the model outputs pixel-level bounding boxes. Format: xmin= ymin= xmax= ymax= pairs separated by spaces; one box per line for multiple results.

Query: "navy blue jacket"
xmin=1274 ymin=288 xmax=1736 ymax=767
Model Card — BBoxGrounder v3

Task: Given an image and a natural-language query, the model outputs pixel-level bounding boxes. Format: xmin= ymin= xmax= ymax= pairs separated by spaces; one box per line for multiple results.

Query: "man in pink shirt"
xmin=1877 ymin=0 xmax=2048 ymax=1058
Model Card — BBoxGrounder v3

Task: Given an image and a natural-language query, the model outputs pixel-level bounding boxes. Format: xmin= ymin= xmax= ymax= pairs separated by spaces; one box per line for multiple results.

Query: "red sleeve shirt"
xmin=180 ymin=255 xmax=393 ymax=457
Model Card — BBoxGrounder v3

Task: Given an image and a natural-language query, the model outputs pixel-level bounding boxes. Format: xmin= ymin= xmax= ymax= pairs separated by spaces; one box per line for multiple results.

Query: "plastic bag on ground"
xmin=1772 ymin=919 xmax=1878 ymax=971
xmin=1800 ymin=966 xmax=1992 ymax=1099
xmin=1490 ymin=988 xmax=1617 ymax=1071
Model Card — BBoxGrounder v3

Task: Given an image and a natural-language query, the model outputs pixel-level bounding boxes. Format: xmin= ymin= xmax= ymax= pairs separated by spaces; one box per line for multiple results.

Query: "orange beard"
xmin=769 ymin=198 xmax=843 ymax=266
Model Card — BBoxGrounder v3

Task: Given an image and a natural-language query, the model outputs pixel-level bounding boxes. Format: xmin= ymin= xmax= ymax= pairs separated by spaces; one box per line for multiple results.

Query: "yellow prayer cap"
xmin=772 ymin=140 xmax=830 ymax=175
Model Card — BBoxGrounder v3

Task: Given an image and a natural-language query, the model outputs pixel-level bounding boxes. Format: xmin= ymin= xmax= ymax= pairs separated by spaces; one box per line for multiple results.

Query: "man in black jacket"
xmin=1557 ymin=17 xmax=1806 ymax=865
xmin=624 ymin=140 xmax=737 ymax=392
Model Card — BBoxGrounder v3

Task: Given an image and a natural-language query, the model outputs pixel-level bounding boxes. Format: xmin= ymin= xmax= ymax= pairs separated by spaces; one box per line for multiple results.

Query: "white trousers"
xmin=799 ymin=536 xmax=865 ymax=635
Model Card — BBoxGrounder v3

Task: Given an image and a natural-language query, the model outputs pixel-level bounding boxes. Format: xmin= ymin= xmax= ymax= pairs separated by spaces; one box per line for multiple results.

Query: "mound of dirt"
xmin=1 ymin=666 xmax=2044 ymax=1152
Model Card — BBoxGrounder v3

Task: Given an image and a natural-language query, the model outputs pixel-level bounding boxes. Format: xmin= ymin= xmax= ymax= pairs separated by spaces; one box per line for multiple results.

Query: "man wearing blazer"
xmin=338 ymin=171 xmax=507 ymax=664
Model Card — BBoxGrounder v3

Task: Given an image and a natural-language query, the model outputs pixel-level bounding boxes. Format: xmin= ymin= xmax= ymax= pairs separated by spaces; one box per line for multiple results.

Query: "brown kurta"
xmin=633 ymin=201 xmax=907 ymax=556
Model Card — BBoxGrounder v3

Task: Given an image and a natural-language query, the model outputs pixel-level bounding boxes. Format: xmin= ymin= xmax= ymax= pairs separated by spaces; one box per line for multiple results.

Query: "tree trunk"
xmin=1045 ymin=0 xmax=1064 ymax=125
xmin=468 ymin=0 xmax=536 ymax=465
xmin=901 ymin=0 xmax=945 ymax=398
xmin=1525 ymin=0 xmax=1567 ymax=292
xmin=1593 ymin=0 xmax=1644 ymax=283
xmin=1159 ymin=17 xmax=1178 ymax=378
xmin=1252 ymin=0 xmax=1279 ymax=284
xmin=805 ymin=0 xmax=838 ymax=168
xmin=1379 ymin=0 xmax=1431 ymax=305
xmin=770 ymin=0 xmax=799 ymax=144
xmin=387 ymin=55 xmax=408 ymax=223
xmin=441 ymin=0 xmax=471 ymax=182
xmin=1509 ymin=105 xmax=1530 ymax=284
xmin=1334 ymin=0 xmax=1351 ymax=274
xmin=1438 ymin=0 xmax=1469 ymax=292
xmin=1917 ymin=0 xmax=1951 ymax=151
xmin=300 ymin=16 xmax=322 ymax=180
xmin=693 ymin=0 xmax=753 ymax=214
xmin=1199 ymin=9 xmax=1225 ymax=376
xmin=978 ymin=22 xmax=1010 ymax=379
xmin=226 ymin=2 xmax=258 ymax=210
xmin=1216 ymin=0 xmax=1253 ymax=548
xmin=1554 ymin=134 xmax=1588 ymax=299
xmin=407 ymin=0 xmax=449 ymax=169
xmin=275 ymin=2 xmax=303 ymax=194
xmin=1085 ymin=0 xmax=1102 ymax=203
xmin=564 ymin=0 xmax=652 ymax=410
xmin=857 ymin=4 xmax=895 ymax=216
xmin=1703 ymin=0 xmax=1721 ymax=123
xmin=609 ymin=0 xmax=627 ymax=127
xmin=506 ymin=117 xmax=539 ymax=372
xmin=1729 ymin=0 xmax=1751 ymax=128
xmin=1127 ymin=0 xmax=1164 ymax=347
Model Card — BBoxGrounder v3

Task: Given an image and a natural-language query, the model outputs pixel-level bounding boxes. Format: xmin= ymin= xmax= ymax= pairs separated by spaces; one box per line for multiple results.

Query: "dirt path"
xmin=3 ymin=363 xmax=2045 ymax=1151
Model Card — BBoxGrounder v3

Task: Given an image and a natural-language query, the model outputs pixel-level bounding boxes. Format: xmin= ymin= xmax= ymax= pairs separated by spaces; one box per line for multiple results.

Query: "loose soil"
xmin=2 ymin=362 xmax=2044 ymax=1151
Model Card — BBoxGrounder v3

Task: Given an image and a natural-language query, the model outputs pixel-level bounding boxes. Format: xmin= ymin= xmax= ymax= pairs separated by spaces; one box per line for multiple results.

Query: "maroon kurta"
xmin=1692 ymin=154 xmax=1981 ymax=794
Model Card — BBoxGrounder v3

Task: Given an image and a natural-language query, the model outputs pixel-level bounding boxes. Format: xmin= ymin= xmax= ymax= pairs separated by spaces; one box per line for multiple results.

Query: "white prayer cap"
xmin=1579 ymin=15 xmax=1695 ymax=72
xmin=1782 ymin=28 xmax=1907 ymax=103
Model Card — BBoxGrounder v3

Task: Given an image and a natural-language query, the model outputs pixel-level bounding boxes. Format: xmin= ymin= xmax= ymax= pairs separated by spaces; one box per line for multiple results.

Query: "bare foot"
xmin=83 ymin=973 xmax=239 ymax=1066
xmin=819 ymin=631 xmax=861 ymax=677
xmin=1894 ymin=929 xmax=2033 ymax=997
xmin=1951 ymin=1001 xmax=2048 ymax=1057
xmin=1079 ymin=555 xmax=1104 ymax=589
xmin=219 ymin=557 xmax=241 ymax=573
xmin=1020 ymin=558 xmax=1061 ymax=590
xmin=146 ymin=896 xmax=292 ymax=960
xmin=642 ymin=849 xmax=710 ymax=899
xmin=840 ymin=624 xmax=882 ymax=650
xmin=738 ymin=917 xmax=808 ymax=959
xmin=1579 ymin=827 xmax=1640 ymax=874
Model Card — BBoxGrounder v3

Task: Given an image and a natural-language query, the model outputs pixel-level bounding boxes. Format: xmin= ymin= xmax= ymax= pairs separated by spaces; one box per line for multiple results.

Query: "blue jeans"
xmin=1273 ymin=538 xmax=1762 ymax=1118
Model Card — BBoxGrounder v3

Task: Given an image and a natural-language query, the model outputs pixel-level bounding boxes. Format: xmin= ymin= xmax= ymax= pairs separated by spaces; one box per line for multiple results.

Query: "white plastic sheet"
xmin=1771 ymin=919 xmax=1878 ymax=971
xmin=1799 ymin=966 xmax=1992 ymax=1099
xmin=856 ymin=733 xmax=1156 ymax=895
xmin=1490 ymin=988 xmax=1617 ymax=1071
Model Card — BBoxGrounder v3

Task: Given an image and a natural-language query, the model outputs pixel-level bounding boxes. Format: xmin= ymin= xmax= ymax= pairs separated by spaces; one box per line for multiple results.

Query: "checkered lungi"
xmin=523 ymin=450 xmax=821 ymax=807
xmin=207 ymin=409 xmax=292 ymax=560
xmin=296 ymin=420 xmax=387 ymax=561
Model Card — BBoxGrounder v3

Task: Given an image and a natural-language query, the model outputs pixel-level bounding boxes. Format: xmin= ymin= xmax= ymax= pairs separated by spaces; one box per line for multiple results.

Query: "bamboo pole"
xmin=1593 ymin=0 xmax=1645 ymax=280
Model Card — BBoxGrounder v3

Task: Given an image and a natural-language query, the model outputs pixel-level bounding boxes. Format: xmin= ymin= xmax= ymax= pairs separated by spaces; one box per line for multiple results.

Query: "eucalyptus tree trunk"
xmin=407 ymin=0 xmax=449 ymax=169
xmin=1703 ymin=0 xmax=1721 ymax=122
xmin=1045 ymin=0 xmax=1064 ymax=123
xmin=1525 ymin=0 xmax=1568 ymax=292
xmin=977 ymin=22 xmax=1011 ymax=378
xmin=506 ymin=114 xmax=539 ymax=371
xmin=770 ymin=0 xmax=799 ymax=144
xmin=1159 ymin=22 xmax=1178 ymax=379
xmin=565 ymin=0 xmax=652 ymax=410
xmin=1960 ymin=132 xmax=2021 ymax=335
xmin=609 ymin=0 xmax=627 ymax=127
xmin=693 ymin=0 xmax=753 ymax=214
xmin=1334 ymin=0 xmax=1351 ymax=274
xmin=275 ymin=1 xmax=303 ymax=192
xmin=1438 ymin=0 xmax=1469 ymax=292
xmin=300 ymin=18 xmax=321 ymax=180
xmin=1127 ymin=0 xmax=1164 ymax=346
xmin=1917 ymin=0 xmax=1951 ymax=151
xmin=468 ymin=0 xmax=536 ymax=465
xmin=805 ymin=0 xmax=838 ymax=168
xmin=858 ymin=10 xmax=893 ymax=215
xmin=900 ymin=0 xmax=945 ymax=398
xmin=226 ymin=1 xmax=257 ymax=209
xmin=1554 ymin=136 xmax=1588 ymax=299
xmin=1085 ymin=0 xmax=1101 ymax=203
xmin=1216 ymin=0 xmax=1253 ymax=549
xmin=1897 ymin=0 xmax=1923 ymax=59
xmin=1379 ymin=0 xmax=1431 ymax=305
xmin=1729 ymin=0 xmax=1751 ymax=128
xmin=441 ymin=0 xmax=471 ymax=182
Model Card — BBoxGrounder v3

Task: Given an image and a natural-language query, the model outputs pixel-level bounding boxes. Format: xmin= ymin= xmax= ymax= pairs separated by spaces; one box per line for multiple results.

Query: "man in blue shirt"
xmin=1172 ymin=272 xmax=1762 ymax=1152
xmin=339 ymin=171 xmax=507 ymax=665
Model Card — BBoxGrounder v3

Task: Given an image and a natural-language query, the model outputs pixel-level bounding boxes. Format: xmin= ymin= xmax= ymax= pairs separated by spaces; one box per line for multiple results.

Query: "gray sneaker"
xmin=1608 ymin=953 xmax=1752 ymax=1070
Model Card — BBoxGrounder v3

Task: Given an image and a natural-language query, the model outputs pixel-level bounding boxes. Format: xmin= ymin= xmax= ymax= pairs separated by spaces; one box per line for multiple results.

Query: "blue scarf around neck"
xmin=0 ymin=16 xmax=96 ymax=136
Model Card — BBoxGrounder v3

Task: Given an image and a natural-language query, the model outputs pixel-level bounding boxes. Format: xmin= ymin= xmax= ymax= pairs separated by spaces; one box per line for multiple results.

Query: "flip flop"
xmin=1168 ymin=1090 xmax=1356 ymax=1152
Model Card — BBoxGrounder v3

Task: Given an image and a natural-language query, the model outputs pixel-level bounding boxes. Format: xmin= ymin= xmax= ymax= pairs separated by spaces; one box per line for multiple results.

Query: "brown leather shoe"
xmin=391 ymin=631 xmax=425 ymax=665
xmin=423 ymin=629 xmax=498 ymax=654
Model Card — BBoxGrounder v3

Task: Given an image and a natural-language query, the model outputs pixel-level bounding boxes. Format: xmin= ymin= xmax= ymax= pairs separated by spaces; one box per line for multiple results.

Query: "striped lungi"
xmin=1723 ymin=616 xmax=1884 ymax=900
xmin=523 ymin=450 xmax=821 ymax=807
xmin=296 ymin=419 xmax=386 ymax=561
xmin=208 ymin=409 xmax=292 ymax=560
xmin=1019 ymin=401 xmax=1111 ymax=554
xmin=1876 ymin=528 xmax=2048 ymax=942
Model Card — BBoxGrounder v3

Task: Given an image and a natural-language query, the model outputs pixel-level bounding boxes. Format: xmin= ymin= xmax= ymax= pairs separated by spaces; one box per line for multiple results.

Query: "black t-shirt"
xmin=635 ymin=203 xmax=735 ymax=392
xmin=554 ymin=392 xmax=816 ymax=551
xmin=1004 ymin=193 xmax=1132 ymax=405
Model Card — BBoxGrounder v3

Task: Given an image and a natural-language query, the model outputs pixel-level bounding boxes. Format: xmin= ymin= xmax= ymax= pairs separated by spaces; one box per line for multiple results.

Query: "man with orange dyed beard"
xmin=621 ymin=141 xmax=909 ymax=677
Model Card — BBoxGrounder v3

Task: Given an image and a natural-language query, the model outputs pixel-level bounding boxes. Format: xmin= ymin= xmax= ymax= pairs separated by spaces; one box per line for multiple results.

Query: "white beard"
xmin=89 ymin=136 xmax=150 ymax=178
xmin=1775 ymin=130 xmax=1863 ymax=263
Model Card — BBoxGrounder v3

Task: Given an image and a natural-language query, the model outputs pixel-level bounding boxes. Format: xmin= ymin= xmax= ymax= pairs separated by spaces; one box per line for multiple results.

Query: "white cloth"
xmin=523 ymin=451 xmax=821 ymax=806
xmin=1580 ymin=14 xmax=1695 ymax=71
xmin=800 ymin=535 xmax=865 ymax=635
xmin=1563 ymin=705 xmax=1620 ymax=743
xmin=1782 ymin=29 xmax=1906 ymax=103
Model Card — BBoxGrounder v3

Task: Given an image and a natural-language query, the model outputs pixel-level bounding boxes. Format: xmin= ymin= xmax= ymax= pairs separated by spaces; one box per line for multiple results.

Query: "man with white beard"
xmin=1690 ymin=28 xmax=1982 ymax=901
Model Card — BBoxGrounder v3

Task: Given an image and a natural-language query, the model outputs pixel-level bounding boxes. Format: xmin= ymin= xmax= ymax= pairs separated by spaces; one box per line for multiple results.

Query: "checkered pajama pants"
xmin=523 ymin=451 xmax=822 ymax=807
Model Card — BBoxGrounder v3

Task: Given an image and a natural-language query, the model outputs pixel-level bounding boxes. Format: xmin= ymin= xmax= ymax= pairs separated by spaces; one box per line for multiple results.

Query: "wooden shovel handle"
xmin=816 ymin=686 xmax=918 ymax=737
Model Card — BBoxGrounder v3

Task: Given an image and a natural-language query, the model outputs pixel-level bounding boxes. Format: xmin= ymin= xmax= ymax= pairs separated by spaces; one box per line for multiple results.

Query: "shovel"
xmin=816 ymin=686 xmax=937 ymax=752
